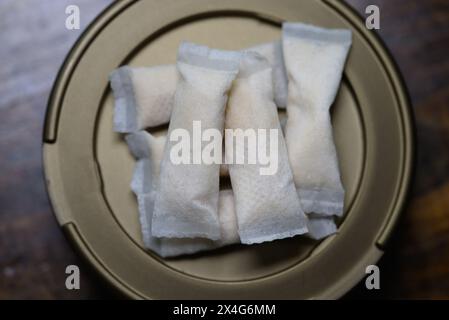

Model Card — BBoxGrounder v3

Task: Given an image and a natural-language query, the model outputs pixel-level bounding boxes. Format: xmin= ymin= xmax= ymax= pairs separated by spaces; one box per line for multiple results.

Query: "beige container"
xmin=43 ymin=0 xmax=414 ymax=299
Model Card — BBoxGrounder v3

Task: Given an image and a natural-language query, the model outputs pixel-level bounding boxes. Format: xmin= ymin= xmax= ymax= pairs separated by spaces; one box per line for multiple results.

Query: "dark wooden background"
xmin=0 ymin=0 xmax=448 ymax=299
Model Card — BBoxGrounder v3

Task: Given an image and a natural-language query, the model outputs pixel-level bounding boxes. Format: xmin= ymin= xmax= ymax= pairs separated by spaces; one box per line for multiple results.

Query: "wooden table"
xmin=0 ymin=0 xmax=448 ymax=299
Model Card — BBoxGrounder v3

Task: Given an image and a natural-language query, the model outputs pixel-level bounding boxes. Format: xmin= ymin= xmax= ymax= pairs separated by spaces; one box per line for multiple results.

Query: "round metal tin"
xmin=43 ymin=0 xmax=414 ymax=299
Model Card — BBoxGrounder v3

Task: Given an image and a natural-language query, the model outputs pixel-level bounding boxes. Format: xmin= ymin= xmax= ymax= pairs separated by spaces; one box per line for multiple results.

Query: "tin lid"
xmin=43 ymin=0 xmax=414 ymax=299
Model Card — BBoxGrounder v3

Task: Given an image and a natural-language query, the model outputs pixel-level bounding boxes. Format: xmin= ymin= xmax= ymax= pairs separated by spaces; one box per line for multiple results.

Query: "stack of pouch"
xmin=110 ymin=25 xmax=353 ymax=256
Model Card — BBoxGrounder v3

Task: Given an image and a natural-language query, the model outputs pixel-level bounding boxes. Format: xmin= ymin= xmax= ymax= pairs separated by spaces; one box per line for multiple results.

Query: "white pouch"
xmin=151 ymin=42 xmax=241 ymax=240
xmin=109 ymin=42 xmax=288 ymax=133
xmin=282 ymin=22 xmax=352 ymax=216
xmin=126 ymin=131 xmax=239 ymax=257
xmin=110 ymin=65 xmax=177 ymax=132
xmin=225 ymin=51 xmax=308 ymax=244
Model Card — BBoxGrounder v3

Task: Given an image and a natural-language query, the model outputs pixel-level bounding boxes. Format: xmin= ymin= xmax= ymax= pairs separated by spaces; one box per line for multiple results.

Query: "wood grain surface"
xmin=0 ymin=0 xmax=448 ymax=299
